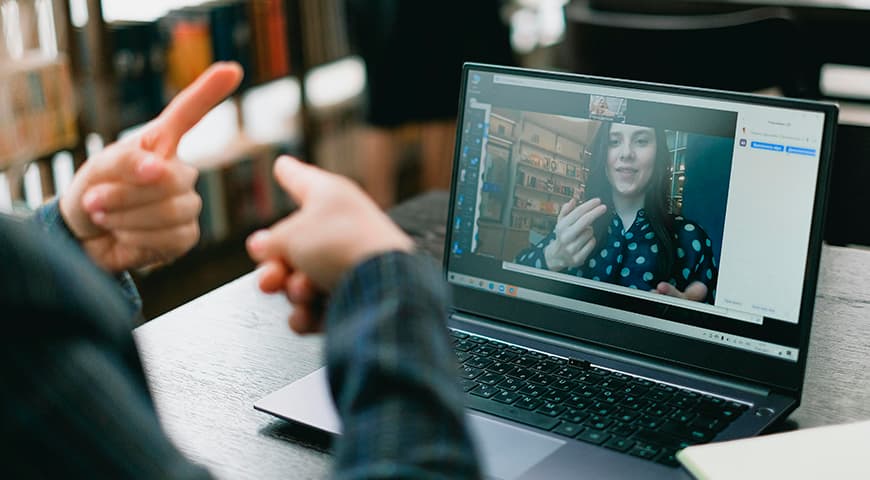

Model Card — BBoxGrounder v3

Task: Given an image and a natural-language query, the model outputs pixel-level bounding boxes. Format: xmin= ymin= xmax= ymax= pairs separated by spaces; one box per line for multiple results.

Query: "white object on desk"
xmin=677 ymin=420 xmax=870 ymax=479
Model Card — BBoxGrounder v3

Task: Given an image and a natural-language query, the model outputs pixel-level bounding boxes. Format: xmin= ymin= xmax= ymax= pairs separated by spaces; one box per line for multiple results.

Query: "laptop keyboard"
xmin=451 ymin=329 xmax=749 ymax=468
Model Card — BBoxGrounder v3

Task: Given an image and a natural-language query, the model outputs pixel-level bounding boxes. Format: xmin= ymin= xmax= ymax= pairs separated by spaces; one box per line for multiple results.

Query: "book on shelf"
xmin=249 ymin=0 xmax=292 ymax=83
xmin=208 ymin=1 xmax=255 ymax=87
xmin=299 ymin=0 xmax=350 ymax=69
xmin=108 ymin=21 xmax=165 ymax=131
xmin=0 ymin=53 xmax=77 ymax=170
xmin=193 ymin=138 xmax=296 ymax=244
xmin=162 ymin=7 xmax=214 ymax=96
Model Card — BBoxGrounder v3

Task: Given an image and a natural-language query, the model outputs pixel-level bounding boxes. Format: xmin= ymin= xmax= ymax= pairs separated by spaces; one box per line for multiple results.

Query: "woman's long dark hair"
xmin=584 ymin=122 xmax=676 ymax=281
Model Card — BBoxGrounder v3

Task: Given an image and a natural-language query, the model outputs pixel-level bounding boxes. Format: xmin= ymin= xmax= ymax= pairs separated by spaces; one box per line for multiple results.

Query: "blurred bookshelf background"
xmin=0 ymin=0 xmax=571 ymax=318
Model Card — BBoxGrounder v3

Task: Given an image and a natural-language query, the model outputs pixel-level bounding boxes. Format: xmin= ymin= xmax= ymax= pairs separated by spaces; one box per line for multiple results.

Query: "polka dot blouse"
xmin=515 ymin=209 xmax=718 ymax=303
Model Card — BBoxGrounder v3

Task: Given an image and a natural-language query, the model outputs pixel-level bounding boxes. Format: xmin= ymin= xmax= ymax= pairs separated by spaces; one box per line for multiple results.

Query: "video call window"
xmin=474 ymin=107 xmax=733 ymax=305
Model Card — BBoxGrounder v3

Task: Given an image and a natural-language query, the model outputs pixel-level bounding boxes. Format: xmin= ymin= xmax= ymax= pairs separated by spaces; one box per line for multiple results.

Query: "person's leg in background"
xmin=419 ymin=119 xmax=457 ymax=193
xmin=358 ymin=126 xmax=399 ymax=208
xmin=346 ymin=0 xmax=514 ymax=207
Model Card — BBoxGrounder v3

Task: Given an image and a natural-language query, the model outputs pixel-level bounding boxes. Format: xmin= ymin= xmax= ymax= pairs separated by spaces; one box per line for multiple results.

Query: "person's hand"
xmin=59 ymin=62 xmax=244 ymax=272
xmin=246 ymin=156 xmax=414 ymax=334
xmin=653 ymin=281 xmax=708 ymax=302
xmin=543 ymin=197 xmax=608 ymax=271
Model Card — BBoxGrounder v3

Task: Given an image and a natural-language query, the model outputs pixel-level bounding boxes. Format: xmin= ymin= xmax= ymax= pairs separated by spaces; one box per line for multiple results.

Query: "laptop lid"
xmin=444 ymin=63 xmax=837 ymax=396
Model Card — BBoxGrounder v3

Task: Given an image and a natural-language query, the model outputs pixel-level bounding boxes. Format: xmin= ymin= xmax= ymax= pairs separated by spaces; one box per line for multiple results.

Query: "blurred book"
xmin=0 ymin=53 xmax=77 ymax=169
xmin=162 ymin=7 xmax=214 ymax=95
xmin=299 ymin=0 xmax=349 ymax=69
xmin=108 ymin=21 xmax=165 ymax=130
xmin=677 ymin=420 xmax=870 ymax=479
xmin=193 ymin=136 xmax=296 ymax=244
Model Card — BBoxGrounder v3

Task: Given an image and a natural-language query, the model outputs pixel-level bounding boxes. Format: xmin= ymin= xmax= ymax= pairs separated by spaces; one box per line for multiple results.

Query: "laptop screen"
xmin=445 ymin=65 xmax=833 ymax=377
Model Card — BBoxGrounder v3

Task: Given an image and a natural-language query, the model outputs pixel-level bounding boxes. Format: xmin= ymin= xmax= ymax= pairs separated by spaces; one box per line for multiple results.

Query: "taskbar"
xmin=448 ymin=271 xmax=799 ymax=362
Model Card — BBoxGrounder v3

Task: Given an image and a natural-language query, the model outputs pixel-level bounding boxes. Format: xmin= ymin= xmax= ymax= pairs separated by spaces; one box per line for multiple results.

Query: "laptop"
xmin=256 ymin=63 xmax=838 ymax=479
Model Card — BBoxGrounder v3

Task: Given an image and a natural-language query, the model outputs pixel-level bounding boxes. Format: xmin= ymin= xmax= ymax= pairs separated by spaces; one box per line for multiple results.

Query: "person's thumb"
xmin=272 ymin=155 xmax=332 ymax=205
xmin=246 ymin=210 xmax=308 ymax=263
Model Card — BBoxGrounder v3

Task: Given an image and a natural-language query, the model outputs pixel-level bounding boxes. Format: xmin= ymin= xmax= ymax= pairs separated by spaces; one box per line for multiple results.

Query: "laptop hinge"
xmin=449 ymin=312 xmax=772 ymax=398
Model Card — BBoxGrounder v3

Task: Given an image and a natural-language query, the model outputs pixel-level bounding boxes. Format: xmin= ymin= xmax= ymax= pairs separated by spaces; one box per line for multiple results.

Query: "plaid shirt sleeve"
xmin=325 ymin=251 xmax=482 ymax=480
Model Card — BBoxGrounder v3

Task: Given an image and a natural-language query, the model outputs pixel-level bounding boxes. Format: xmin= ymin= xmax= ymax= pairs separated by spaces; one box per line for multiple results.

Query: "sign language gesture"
xmin=247 ymin=156 xmax=414 ymax=334
xmin=59 ymin=62 xmax=244 ymax=272
xmin=543 ymin=197 xmax=608 ymax=271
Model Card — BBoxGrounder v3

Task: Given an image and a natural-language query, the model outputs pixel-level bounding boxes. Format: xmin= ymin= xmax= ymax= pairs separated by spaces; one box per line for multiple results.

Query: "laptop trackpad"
xmin=468 ymin=413 xmax=564 ymax=480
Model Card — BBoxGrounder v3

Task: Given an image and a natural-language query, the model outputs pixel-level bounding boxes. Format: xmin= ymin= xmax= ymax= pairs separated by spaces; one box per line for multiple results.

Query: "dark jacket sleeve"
xmin=325 ymin=251 xmax=482 ymax=480
xmin=0 ymin=214 xmax=211 ymax=479
xmin=32 ymin=198 xmax=143 ymax=314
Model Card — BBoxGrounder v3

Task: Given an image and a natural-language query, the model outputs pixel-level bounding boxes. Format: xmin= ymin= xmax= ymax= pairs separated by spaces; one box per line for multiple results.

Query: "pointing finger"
xmin=272 ymin=155 xmax=339 ymax=205
xmin=140 ymin=62 xmax=244 ymax=158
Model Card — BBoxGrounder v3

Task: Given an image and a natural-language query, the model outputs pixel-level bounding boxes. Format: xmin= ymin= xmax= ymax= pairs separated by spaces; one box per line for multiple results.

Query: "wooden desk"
xmin=135 ymin=191 xmax=870 ymax=479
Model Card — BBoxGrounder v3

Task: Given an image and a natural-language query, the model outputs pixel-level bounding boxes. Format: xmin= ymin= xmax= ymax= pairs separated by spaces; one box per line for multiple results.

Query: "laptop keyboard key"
xmin=492 ymin=351 xmax=517 ymax=362
xmin=498 ymin=377 xmax=522 ymax=392
xmin=477 ymin=372 xmax=504 ymax=386
xmin=608 ymin=422 xmax=637 ymax=439
xmin=460 ymin=366 xmax=483 ymax=380
xmin=532 ymin=361 xmax=558 ymax=373
xmin=514 ymin=356 xmax=538 ymax=368
xmin=655 ymin=449 xmax=680 ymax=468
xmin=560 ymin=408 xmax=589 ymax=424
xmin=466 ymin=356 xmax=493 ymax=369
xmin=603 ymin=436 xmax=635 ymax=453
xmin=550 ymin=378 xmax=575 ymax=392
xmin=471 ymin=384 xmax=498 ymax=399
xmin=543 ymin=389 xmax=568 ymax=404
xmin=555 ymin=366 xmax=581 ymax=378
xmin=628 ymin=445 xmax=659 ymax=460
xmin=552 ymin=421 xmax=584 ymax=438
xmin=493 ymin=390 xmax=521 ymax=405
xmin=536 ymin=402 xmax=565 ymax=417
xmin=507 ymin=367 xmax=533 ymax=381
xmin=577 ymin=429 xmax=610 ymax=445
xmin=518 ymin=383 xmax=546 ymax=397
xmin=584 ymin=415 xmax=613 ymax=431
xmin=486 ymin=361 xmax=513 ymax=375
xmin=515 ymin=396 xmax=543 ymax=411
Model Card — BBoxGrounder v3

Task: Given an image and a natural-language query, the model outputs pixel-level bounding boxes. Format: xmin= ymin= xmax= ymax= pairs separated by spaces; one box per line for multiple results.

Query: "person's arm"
xmin=33 ymin=198 xmax=143 ymax=314
xmin=245 ymin=156 xmax=483 ymax=479
xmin=515 ymin=231 xmax=555 ymax=269
xmin=325 ymin=252 xmax=480 ymax=480
xmin=0 ymin=215 xmax=211 ymax=479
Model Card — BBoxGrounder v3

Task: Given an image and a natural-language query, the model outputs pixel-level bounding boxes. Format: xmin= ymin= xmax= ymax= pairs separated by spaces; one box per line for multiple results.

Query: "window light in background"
xmin=35 ymin=0 xmax=57 ymax=57
xmin=176 ymin=99 xmax=240 ymax=164
xmin=23 ymin=162 xmax=43 ymax=211
xmin=241 ymin=77 xmax=301 ymax=145
xmin=1 ymin=0 xmax=25 ymax=59
xmin=305 ymin=56 xmax=365 ymax=111
xmin=51 ymin=151 xmax=75 ymax=197
xmin=820 ymin=64 xmax=870 ymax=101
xmin=85 ymin=132 xmax=104 ymax=157
xmin=0 ymin=173 xmax=11 ymax=213
xmin=101 ymin=0 xmax=206 ymax=23
xmin=510 ymin=0 xmax=568 ymax=54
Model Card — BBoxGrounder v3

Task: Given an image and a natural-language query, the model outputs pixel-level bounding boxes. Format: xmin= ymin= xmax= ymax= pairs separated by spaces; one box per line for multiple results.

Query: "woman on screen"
xmin=515 ymin=122 xmax=718 ymax=303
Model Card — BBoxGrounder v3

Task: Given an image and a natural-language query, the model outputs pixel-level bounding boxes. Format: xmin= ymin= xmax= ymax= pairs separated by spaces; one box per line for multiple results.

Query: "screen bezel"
xmin=444 ymin=63 xmax=837 ymax=395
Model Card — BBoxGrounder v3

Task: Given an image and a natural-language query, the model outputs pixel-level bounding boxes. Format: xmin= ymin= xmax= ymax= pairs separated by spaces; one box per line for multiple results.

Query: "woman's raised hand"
xmin=543 ymin=197 xmax=608 ymax=271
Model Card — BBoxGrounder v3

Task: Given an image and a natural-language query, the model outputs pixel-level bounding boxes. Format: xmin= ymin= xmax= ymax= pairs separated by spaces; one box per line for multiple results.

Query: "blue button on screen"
xmin=786 ymin=146 xmax=816 ymax=156
xmin=750 ymin=141 xmax=784 ymax=152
